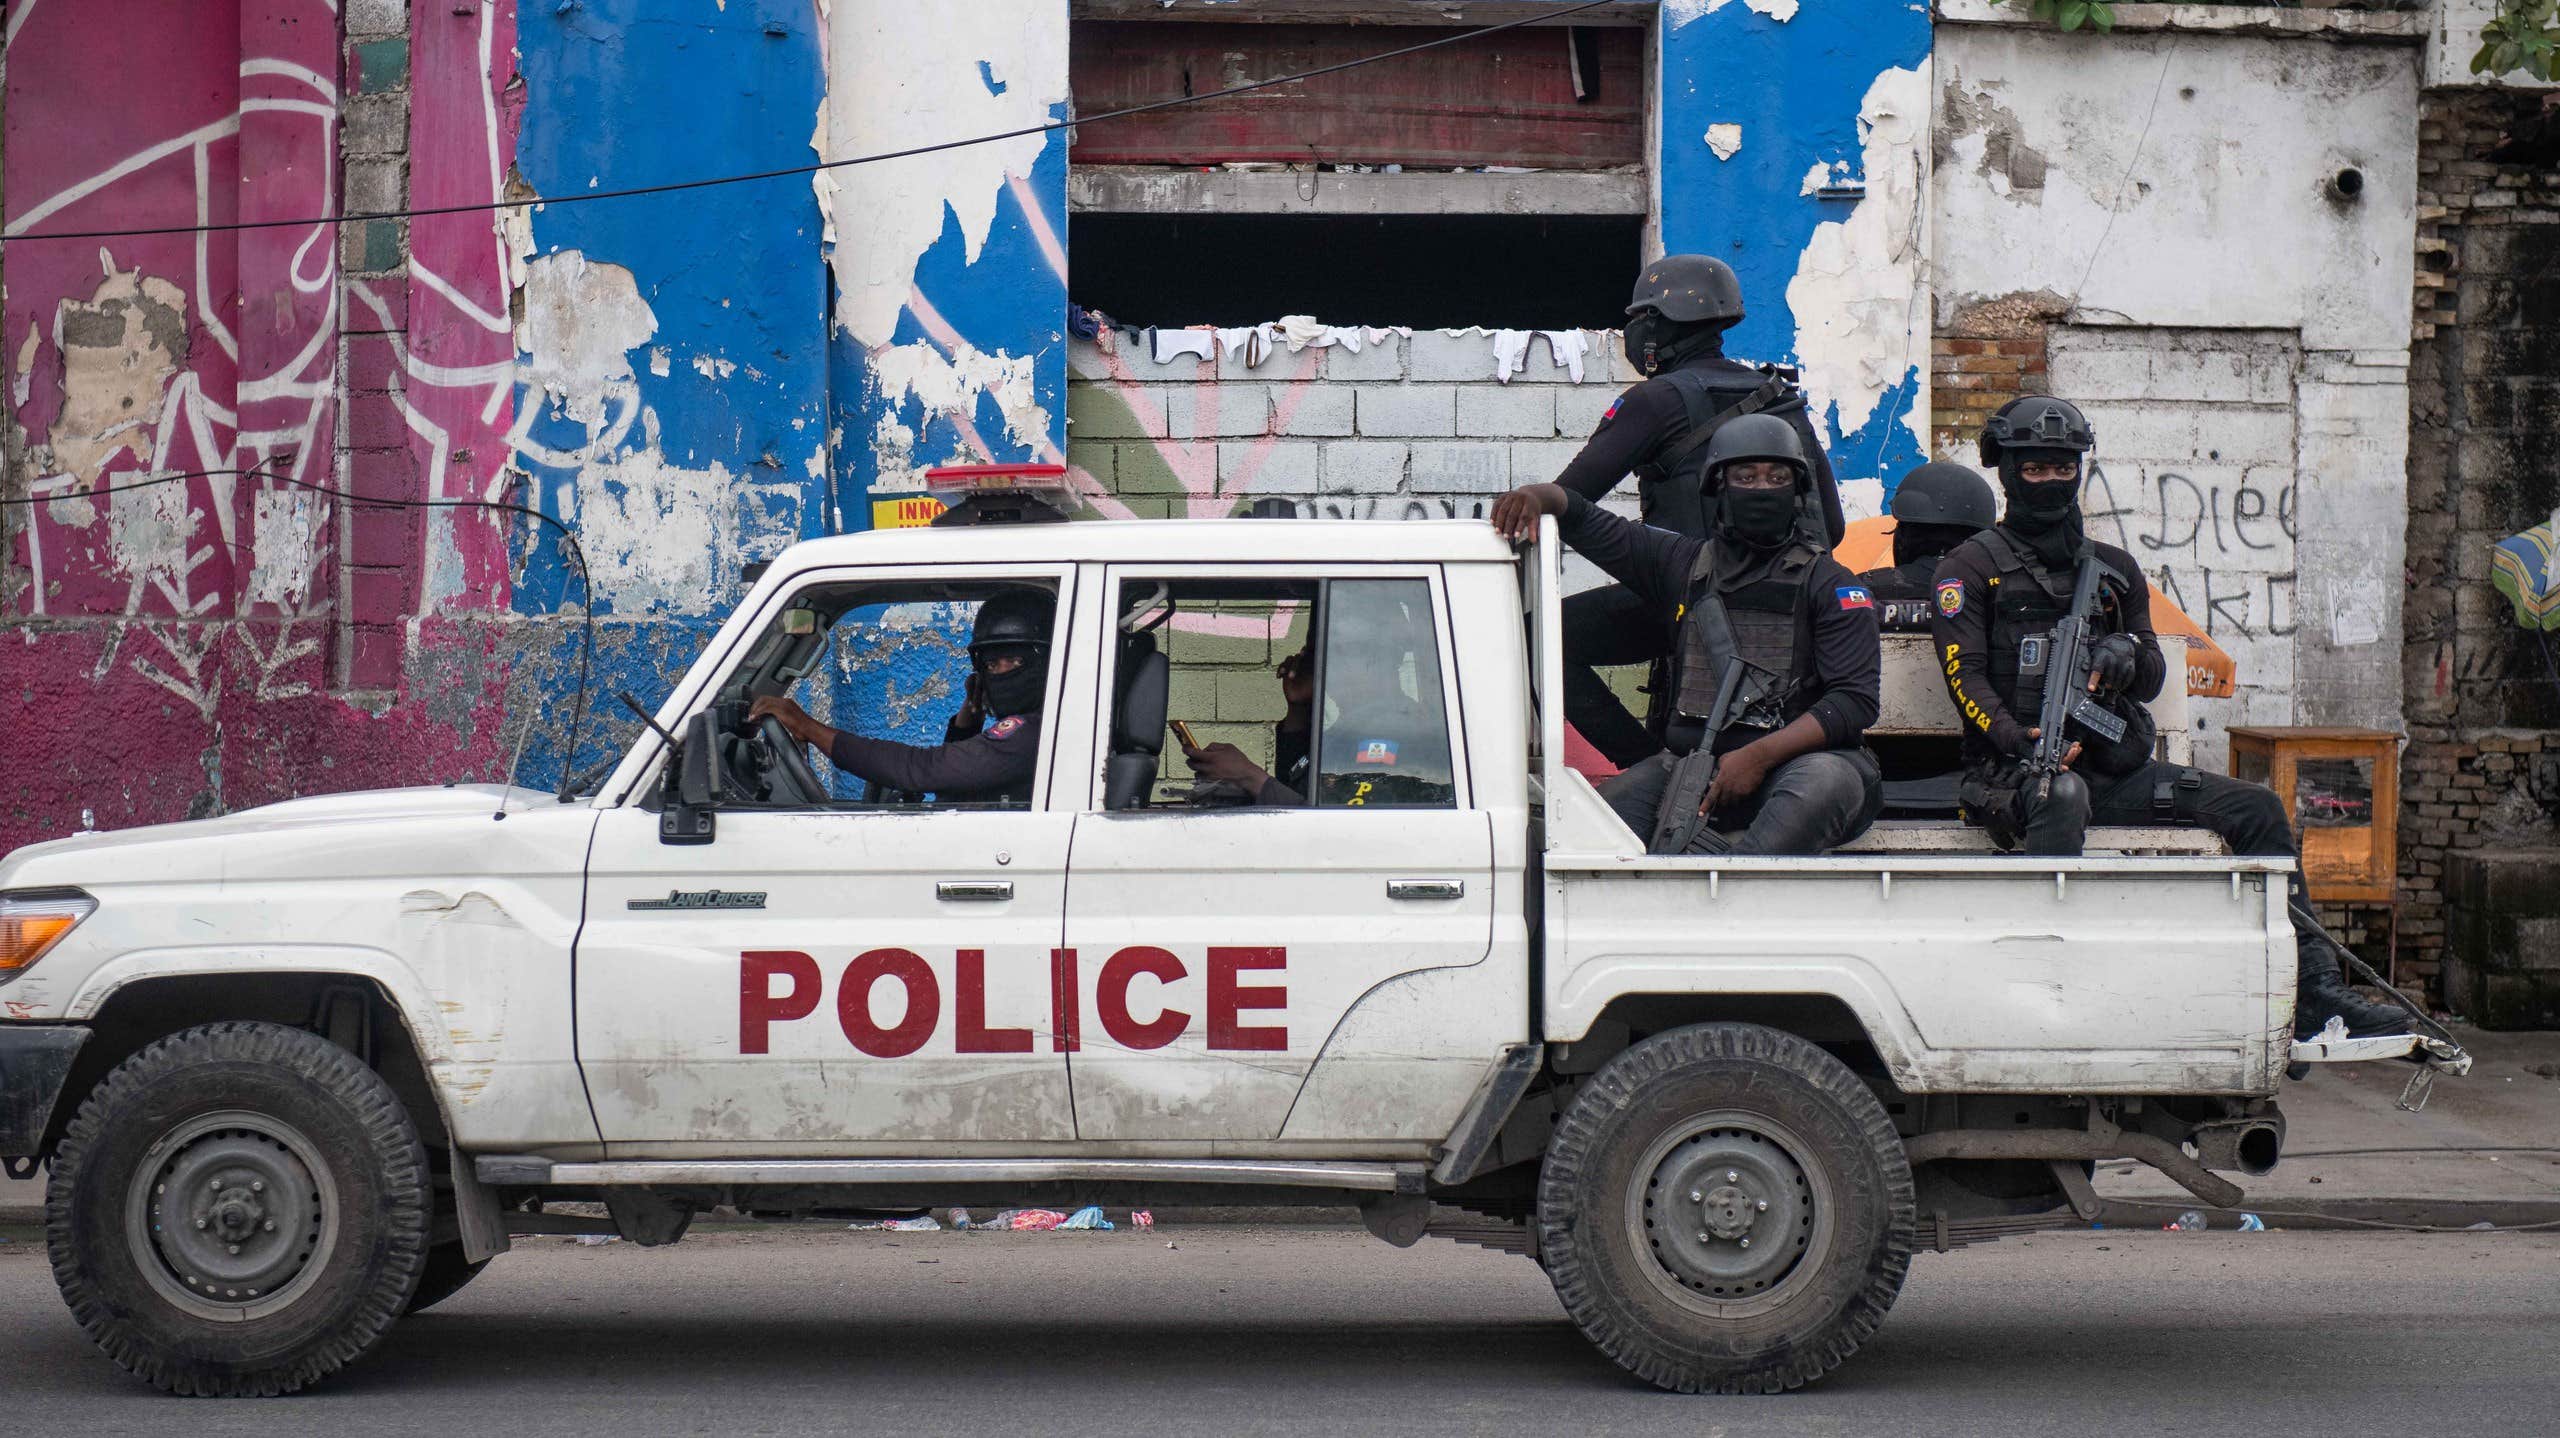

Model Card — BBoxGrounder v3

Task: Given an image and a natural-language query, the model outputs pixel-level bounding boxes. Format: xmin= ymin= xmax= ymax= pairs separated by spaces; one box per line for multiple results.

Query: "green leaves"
xmin=2475 ymin=0 xmax=2560 ymax=81
xmin=2007 ymin=0 xmax=2116 ymax=36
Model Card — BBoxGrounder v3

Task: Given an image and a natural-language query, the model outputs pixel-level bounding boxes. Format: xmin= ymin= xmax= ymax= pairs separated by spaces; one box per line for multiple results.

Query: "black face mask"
xmin=976 ymin=652 xmax=1047 ymax=717
xmin=1622 ymin=312 xmax=1671 ymax=375
xmin=1997 ymin=451 xmax=2087 ymax=567
xmin=1719 ymin=487 xmax=1799 ymax=549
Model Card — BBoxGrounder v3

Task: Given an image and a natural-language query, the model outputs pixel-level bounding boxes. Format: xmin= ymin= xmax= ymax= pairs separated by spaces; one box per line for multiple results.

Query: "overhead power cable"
xmin=6 ymin=0 xmax=1622 ymax=245
xmin=2 ymin=466 xmax=599 ymax=802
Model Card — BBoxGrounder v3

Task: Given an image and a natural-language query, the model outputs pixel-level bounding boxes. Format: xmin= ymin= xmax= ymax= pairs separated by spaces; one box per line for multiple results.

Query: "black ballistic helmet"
xmin=1627 ymin=254 xmax=1745 ymax=325
xmin=1889 ymin=461 xmax=1998 ymax=531
xmin=1978 ymin=395 xmax=2096 ymax=467
xmin=969 ymin=587 xmax=1054 ymax=658
xmin=1701 ymin=413 xmax=1809 ymax=491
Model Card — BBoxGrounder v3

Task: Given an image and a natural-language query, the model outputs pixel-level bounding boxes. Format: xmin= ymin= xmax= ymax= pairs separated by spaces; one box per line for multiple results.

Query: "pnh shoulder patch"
xmin=988 ymin=715 xmax=1025 ymax=739
xmin=1936 ymin=579 xmax=1965 ymax=618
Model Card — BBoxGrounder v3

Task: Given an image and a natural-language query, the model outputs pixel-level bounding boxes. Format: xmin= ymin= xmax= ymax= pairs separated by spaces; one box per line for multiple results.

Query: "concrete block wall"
xmin=1066 ymin=330 xmax=1638 ymax=522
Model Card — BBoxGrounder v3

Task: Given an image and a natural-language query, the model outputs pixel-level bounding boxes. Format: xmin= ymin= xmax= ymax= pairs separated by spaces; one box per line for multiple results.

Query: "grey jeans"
xmin=1601 ymin=747 xmax=1884 ymax=856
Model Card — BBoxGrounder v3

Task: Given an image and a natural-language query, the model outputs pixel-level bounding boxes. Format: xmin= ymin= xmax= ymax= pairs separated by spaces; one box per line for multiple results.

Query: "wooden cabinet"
xmin=2226 ymin=727 xmax=2400 ymax=904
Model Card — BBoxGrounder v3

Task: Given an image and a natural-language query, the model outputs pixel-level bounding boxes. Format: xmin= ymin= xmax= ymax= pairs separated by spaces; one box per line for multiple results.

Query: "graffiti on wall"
xmin=1 ymin=0 xmax=521 ymax=841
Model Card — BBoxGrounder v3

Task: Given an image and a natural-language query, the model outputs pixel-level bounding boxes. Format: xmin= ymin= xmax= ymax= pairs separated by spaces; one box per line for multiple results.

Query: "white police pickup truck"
xmin=0 ymin=515 xmax=2463 ymax=1397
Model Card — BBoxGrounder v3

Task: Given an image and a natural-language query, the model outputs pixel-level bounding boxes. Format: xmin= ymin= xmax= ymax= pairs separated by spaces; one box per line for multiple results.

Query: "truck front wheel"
xmin=45 ymin=1021 xmax=431 ymax=1395
xmin=1536 ymin=1021 xmax=1914 ymax=1393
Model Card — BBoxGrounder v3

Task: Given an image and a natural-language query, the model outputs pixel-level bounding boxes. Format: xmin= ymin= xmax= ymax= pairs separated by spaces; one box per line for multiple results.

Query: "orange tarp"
xmin=1835 ymin=518 xmax=2237 ymax=699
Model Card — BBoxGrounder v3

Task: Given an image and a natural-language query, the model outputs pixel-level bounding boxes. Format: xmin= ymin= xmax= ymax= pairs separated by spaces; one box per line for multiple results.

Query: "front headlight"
xmin=0 ymin=889 xmax=95 ymax=982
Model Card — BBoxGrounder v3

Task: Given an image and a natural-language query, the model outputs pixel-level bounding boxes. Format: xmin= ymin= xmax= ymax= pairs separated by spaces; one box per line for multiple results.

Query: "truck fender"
xmin=60 ymin=945 xmax=458 ymax=1068
xmin=1549 ymin=962 xmax=1931 ymax=1088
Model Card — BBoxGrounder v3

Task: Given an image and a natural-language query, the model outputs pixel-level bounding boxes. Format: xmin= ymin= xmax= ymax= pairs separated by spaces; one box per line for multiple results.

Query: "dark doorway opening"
xmin=1070 ymin=213 xmax=1642 ymax=330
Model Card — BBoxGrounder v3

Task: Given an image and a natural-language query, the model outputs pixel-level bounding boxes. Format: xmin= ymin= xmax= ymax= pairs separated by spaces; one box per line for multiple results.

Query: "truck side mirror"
xmin=659 ymin=713 xmax=720 ymax=846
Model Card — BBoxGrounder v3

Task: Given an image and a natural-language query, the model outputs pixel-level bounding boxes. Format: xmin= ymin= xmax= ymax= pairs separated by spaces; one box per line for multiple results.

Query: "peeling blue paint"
xmin=1660 ymin=3 xmax=1930 ymax=495
xmin=508 ymin=0 xmax=830 ymax=782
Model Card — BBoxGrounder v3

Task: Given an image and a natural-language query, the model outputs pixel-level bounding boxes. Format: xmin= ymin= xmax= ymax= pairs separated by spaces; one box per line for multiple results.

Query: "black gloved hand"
xmin=2089 ymin=633 xmax=2140 ymax=698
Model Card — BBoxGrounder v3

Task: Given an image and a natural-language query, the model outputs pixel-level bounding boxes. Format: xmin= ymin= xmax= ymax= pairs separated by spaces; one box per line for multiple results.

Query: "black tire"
xmin=45 ymin=1021 xmax=431 ymax=1396
xmin=404 ymin=1243 xmax=490 ymax=1315
xmin=1535 ymin=1022 xmax=1914 ymax=1394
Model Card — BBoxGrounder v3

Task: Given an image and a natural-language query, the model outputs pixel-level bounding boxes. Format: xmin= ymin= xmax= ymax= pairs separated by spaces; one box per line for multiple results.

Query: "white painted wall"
xmin=1935 ymin=28 xmax=2418 ymax=353
xmin=1933 ymin=24 xmax=2420 ymax=756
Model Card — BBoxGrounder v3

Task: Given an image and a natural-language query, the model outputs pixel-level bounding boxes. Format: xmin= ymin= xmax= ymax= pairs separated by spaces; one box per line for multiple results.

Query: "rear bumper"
xmin=0 ymin=1025 xmax=88 ymax=1158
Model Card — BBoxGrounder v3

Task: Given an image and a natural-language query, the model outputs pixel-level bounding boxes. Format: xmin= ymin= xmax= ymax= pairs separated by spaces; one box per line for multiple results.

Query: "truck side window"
xmin=1313 ymin=579 xmax=1456 ymax=809
xmin=1104 ymin=576 xmax=1455 ymax=811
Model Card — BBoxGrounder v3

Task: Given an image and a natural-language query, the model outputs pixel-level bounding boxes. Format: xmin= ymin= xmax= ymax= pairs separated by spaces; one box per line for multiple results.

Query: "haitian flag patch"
xmin=1355 ymin=739 xmax=1401 ymax=766
xmin=1835 ymin=585 xmax=1874 ymax=611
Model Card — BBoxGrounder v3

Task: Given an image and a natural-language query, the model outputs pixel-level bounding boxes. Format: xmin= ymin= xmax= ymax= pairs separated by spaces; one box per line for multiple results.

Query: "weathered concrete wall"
xmin=1931 ymin=18 xmax=2420 ymax=766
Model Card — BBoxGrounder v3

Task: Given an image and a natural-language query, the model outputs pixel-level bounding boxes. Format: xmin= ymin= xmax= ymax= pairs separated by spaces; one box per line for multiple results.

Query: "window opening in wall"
xmin=1071 ymin=212 xmax=1640 ymax=329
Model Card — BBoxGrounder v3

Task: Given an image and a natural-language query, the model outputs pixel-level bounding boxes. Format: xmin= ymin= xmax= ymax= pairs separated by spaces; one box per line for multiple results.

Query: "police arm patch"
xmin=1835 ymin=585 xmax=1874 ymax=612
xmin=1936 ymin=579 xmax=1965 ymax=618
xmin=988 ymin=715 xmax=1025 ymax=739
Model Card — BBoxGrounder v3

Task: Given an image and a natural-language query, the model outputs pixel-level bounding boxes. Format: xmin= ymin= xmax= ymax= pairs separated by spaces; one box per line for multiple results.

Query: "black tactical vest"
xmin=1673 ymin=539 xmax=1820 ymax=738
xmin=1975 ymin=529 xmax=2130 ymax=722
xmin=1637 ymin=367 xmax=1797 ymax=539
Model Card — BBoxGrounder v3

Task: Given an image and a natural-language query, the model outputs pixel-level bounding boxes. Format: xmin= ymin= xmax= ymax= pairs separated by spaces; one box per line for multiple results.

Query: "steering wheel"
xmin=755 ymin=714 xmax=829 ymax=805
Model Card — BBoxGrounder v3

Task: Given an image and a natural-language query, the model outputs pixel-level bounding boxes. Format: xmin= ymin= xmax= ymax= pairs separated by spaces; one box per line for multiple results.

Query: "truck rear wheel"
xmin=1536 ymin=1022 xmax=1914 ymax=1393
xmin=45 ymin=1021 xmax=430 ymax=1396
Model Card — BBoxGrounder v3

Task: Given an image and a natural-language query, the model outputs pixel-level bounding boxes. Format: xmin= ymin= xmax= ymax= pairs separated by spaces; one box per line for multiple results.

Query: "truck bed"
xmin=1536 ymin=767 xmax=2295 ymax=1097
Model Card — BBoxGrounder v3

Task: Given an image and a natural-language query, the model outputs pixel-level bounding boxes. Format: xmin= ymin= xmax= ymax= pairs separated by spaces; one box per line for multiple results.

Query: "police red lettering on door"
xmin=738 ymin=947 xmax=1287 ymax=1055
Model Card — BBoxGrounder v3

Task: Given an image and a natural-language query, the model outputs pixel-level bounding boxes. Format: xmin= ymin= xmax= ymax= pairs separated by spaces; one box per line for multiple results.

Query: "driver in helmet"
xmin=748 ymin=587 xmax=1054 ymax=805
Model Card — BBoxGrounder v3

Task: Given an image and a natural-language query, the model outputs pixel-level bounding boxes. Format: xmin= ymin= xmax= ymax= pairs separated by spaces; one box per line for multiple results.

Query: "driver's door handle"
xmin=936 ymin=881 xmax=1013 ymax=902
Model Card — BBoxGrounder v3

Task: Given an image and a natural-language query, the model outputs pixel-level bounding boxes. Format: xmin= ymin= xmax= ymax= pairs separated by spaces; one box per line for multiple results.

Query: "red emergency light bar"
xmin=920 ymin=463 xmax=1074 ymax=527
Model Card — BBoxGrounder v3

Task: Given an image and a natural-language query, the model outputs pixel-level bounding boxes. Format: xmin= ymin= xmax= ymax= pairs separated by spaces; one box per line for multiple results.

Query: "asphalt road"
xmin=1 ymin=1224 xmax=2554 ymax=1435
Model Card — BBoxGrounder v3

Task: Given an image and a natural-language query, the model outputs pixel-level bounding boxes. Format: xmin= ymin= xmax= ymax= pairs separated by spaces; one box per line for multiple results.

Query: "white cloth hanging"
xmin=1150 ymin=327 xmax=1217 ymax=365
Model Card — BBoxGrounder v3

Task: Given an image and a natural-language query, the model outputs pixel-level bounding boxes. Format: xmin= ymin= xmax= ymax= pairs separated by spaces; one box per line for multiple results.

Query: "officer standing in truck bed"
xmin=1549 ymin=255 xmax=1848 ymax=769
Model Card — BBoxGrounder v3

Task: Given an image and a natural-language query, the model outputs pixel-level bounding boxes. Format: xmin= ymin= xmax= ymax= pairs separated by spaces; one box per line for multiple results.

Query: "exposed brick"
xmin=342 ymin=95 xmax=408 ymax=157
xmin=350 ymin=37 xmax=409 ymax=94
xmin=345 ymin=158 xmax=406 ymax=217
xmin=345 ymin=0 xmax=408 ymax=34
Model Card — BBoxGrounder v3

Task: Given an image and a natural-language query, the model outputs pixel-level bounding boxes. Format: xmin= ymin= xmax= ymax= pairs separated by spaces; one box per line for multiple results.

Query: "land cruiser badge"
xmin=627 ymin=889 xmax=768 ymax=911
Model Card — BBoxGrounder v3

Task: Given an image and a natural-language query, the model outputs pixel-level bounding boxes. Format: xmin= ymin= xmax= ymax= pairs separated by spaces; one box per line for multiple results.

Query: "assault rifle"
xmin=1649 ymin=658 xmax=1752 ymax=854
xmin=2021 ymin=545 xmax=2130 ymax=803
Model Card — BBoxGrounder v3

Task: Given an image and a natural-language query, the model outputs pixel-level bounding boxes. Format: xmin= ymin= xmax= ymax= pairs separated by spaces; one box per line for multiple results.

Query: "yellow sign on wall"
xmin=871 ymin=495 xmax=947 ymax=530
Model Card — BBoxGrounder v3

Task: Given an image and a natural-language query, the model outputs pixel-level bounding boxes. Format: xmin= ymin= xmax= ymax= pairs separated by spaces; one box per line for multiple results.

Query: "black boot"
xmin=2295 ymin=955 xmax=2413 ymax=1040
